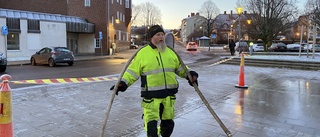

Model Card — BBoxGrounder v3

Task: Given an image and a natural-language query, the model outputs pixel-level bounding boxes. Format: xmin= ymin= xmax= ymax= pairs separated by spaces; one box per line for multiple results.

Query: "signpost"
xmin=1 ymin=26 xmax=8 ymax=58
xmin=99 ymin=31 xmax=103 ymax=56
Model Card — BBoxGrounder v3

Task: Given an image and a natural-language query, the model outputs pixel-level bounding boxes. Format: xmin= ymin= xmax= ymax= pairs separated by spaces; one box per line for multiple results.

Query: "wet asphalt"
xmin=8 ymin=48 xmax=320 ymax=137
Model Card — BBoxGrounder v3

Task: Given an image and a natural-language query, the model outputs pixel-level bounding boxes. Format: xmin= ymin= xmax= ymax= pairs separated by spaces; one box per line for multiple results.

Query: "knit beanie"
xmin=148 ymin=25 xmax=164 ymax=38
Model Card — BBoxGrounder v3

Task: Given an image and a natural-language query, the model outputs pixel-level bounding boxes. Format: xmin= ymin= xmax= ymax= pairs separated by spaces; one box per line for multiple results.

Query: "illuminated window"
xmin=7 ymin=33 xmax=20 ymax=50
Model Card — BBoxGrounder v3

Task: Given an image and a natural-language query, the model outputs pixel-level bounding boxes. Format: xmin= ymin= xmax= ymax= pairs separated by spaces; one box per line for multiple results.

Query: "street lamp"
xmin=236 ymin=7 xmax=243 ymax=46
xmin=246 ymin=19 xmax=251 ymax=41
xmin=200 ymin=26 xmax=204 ymax=36
xmin=145 ymin=26 xmax=150 ymax=42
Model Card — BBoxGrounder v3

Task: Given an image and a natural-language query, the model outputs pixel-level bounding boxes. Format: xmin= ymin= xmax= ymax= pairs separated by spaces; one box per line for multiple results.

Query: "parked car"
xmin=130 ymin=42 xmax=138 ymax=49
xmin=186 ymin=42 xmax=198 ymax=51
xmin=223 ymin=44 xmax=230 ymax=51
xmin=252 ymin=43 xmax=264 ymax=52
xmin=304 ymin=44 xmax=320 ymax=52
xmin=30 ymin=47 xmax=74 ymax=67
xmin=268 ymin=43 xmax=287 ymax=52
xmin=0 ymin=52 xmax=7 ymax=72
xmin=286 ymin=43 xmax=302 ymax=52
xmin=235 ymin=42 xmax=249 ymax=52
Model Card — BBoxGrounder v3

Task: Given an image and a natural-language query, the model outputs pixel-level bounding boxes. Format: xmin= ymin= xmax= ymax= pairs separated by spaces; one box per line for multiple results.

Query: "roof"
xmin=0 ymin=8 xmax=89 ymax=23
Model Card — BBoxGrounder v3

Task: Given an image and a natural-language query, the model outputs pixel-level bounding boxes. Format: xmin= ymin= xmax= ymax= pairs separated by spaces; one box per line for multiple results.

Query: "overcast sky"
xmin=133 ymin=0 xmax=307 ymax=29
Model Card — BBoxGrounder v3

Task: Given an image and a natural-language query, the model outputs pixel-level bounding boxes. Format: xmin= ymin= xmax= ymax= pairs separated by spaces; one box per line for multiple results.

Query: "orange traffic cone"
xmin=235 ymin=53 xmax=248 ymax=88
xmin=0 ymin=74 xmax=13 ymax=137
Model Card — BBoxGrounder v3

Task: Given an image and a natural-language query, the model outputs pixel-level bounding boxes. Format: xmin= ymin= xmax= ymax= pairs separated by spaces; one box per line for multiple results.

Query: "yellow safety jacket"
xmin=122 ymin=44 xmax=189 ymax=98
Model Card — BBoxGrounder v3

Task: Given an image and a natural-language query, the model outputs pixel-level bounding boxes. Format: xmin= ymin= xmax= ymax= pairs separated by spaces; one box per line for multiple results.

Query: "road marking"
xmin=10 ymin=77 xmax=118 ymax=84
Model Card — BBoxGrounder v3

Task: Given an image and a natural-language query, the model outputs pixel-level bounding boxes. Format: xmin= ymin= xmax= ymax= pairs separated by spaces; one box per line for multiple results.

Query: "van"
xmin=235 ymin=42 xmax=249 ymax=52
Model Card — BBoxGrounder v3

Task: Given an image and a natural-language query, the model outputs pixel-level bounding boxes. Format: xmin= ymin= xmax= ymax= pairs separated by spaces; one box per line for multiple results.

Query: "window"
xmin=6 ymin=18 xmax=20 ymax=32
xmin=7 ymin=32 xmax=20 ymax=50
xmin=84 ymin=0 xmax=90 ymax=7
xmin=125 ymin=0 xmax=130 ymax=8
xmin=117 ymin=0 xmax=119 ymax=3
xmin=123 ymin=14 xmax=125 ymax=22
xmin=120 ymin=0 xmax=122 ymax=5
xmin=95 ymin=38 xmax=100 ymax=48
xmin=28 ymin=19 xmax=40 ymax=33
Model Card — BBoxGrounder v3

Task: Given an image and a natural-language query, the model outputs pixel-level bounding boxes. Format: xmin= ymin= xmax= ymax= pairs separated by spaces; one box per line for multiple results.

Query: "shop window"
xmin=6 ymin=18 xmax=20 ymax=32
xmin=28 ymin=19 xmax=40 ymax=33
xmin=7 ymin=33 xmax=20 ymax=50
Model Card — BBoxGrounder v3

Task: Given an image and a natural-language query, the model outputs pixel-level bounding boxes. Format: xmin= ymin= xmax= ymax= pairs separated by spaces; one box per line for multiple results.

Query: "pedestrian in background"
xmin=112 ymin=42 xmax=116 ymax=55
xmin=229 ymin=39 xmax=235 ymax=56
xmin=110 ymin=24 xmax=199 ymax=137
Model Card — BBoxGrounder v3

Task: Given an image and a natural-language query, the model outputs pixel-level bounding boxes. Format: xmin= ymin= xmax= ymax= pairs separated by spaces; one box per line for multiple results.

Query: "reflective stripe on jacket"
xmin=122 ymin=44 xmax=189 ymax=98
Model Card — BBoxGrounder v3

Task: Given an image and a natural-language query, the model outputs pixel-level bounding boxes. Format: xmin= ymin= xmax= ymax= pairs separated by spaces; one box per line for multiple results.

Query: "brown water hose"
xmin=168 ymin=46 xmax=233 ymax=137
xmin=99 ymin=48 xmax=141 ymax=137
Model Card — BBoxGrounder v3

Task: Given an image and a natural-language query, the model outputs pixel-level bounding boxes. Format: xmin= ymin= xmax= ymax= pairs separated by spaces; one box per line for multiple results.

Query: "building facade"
xmin=0 ymin=0 xmax=132 ymax=57
xmin=180 ymin=13 xmax=206 ymax=44
xmin=0 ymin=9 xmax=94 ymax=61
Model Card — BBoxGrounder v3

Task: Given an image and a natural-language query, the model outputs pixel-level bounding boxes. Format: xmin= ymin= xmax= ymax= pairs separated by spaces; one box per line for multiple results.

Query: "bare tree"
xmin=130 ymin=4 xmax=141 ymax=26
xmin=240 ymin=0 xmax=298 ymax=51
xmin=199 ymin=0 xmax=220 ymax=37
xmin=131 ymin=2 xmax=162 ymax=26
xmin=305 ymin=0 xmax=320 ymax=26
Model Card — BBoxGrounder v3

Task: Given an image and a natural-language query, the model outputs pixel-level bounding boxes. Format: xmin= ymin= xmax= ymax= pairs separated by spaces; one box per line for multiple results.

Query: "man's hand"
xmin=186 ymin=71 xmax=198 ymax=87
xmin=110 ymin=81 xmax=128 ymax=95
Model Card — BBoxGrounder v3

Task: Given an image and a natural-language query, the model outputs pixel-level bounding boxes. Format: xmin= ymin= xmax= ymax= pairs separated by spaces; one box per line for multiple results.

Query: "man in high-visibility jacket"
xmin=110 ymin=25 xmax=198 ymax=137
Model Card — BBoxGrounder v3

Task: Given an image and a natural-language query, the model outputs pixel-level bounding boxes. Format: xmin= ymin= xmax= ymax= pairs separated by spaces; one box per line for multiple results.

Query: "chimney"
xmin=230 ymin=10 xmax=233 ymax=15
xmin=191 ymin=12 xmax=195 ymax=16
xmin=196 ymin=12 xmax=199 ymax=16
xmin=224 ymin=11 xmax=226 ymax=14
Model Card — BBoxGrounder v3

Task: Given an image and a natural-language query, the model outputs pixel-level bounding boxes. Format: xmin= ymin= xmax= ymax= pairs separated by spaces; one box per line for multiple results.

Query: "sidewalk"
xmin=11 ymin=60 xmax=320 ymax=137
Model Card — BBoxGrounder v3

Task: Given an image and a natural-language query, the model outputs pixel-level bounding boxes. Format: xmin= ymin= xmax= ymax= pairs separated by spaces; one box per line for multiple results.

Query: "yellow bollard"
xmin=0 ymin=74 xmax=13 ymax=137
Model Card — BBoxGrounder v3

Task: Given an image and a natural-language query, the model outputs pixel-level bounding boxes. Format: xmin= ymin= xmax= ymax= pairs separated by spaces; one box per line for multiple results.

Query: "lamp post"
xmin=145 ymin=25 xmax=150 ymax=42
xmin=200 ymin=26 xmax=204 ymax=36
xmin=246 ymin=19 xmax=251 ymax=41
xmin=236 ymin=7 xmax=243 ymax=46
xmin=246 ymin=19 xmax=253 ymax=55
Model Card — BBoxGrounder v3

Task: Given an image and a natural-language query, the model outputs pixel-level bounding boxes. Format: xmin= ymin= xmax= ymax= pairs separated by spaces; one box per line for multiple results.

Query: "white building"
xmin=180 ymin=12 xmax=206 ymax=44
xmin=0 ymin=8 xmax=95 ymax=61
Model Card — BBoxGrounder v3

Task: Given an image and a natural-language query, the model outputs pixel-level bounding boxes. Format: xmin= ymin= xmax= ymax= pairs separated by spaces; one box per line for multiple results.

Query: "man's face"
xmin=151 ymin=32 xmax=167 ymax=52
xmin=151 ymin=32 xmax=165 ymax=45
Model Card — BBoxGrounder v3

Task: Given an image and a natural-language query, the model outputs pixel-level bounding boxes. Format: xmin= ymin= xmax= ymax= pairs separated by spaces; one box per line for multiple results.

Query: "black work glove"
xmin=110 ymin=81 xmax=128 ymax=95
xmin=186 ymin=71 xmax=198 ymax=87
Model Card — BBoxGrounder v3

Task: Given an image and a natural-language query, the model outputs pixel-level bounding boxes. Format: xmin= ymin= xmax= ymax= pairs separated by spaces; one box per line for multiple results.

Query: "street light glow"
xmin=236 ymin=7 xmax=243 ymax=15
xmin=247 ymin=20 xmax=252 ymax=25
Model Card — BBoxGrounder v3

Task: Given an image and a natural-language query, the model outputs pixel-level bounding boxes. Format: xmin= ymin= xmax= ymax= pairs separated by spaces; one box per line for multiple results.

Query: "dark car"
xmin=30 ymin=47 xmax=74 ymax=67
xmin=268 ymin=43 xmax=287 ymax=52
xmin=0 ymin=52 xmax=7 ymax=72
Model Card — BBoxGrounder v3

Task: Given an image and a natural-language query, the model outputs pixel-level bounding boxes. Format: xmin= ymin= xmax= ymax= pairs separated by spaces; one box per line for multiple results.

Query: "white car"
xmin=252 ymin=43 xmax=264 ymax=52
xmin=286 ymin=44 xmax=302 ymax=52
xmin=304 ymin=44 xmax=320 ymax=52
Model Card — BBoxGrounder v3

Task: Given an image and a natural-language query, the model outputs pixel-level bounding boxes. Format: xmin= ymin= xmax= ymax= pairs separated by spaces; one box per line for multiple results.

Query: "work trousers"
xmin=141 ymin=95 xmax=176 ymax=137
